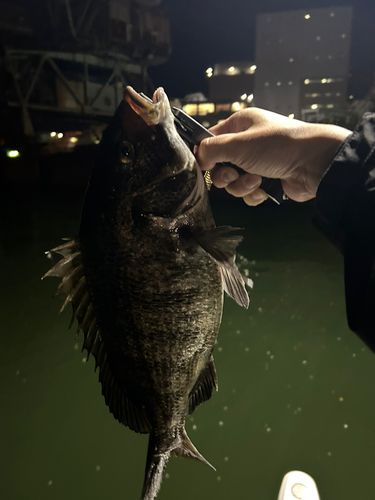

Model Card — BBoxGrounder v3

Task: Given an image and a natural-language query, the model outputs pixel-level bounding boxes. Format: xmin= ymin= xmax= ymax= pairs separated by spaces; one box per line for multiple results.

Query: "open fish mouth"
xmin=124 ymin=86 xmax=171 ymax=126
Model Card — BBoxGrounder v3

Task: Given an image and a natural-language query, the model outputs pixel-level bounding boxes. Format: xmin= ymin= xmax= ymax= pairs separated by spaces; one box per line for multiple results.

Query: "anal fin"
xmin=188 ymin=356 xmax=218 ymax=415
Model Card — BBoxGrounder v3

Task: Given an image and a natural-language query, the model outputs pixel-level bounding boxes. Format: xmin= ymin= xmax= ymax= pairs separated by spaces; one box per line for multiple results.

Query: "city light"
xmin=311 ymin=104 xmax=318 ymax=110
xmin=241 ymin=93 xmax=247 ymax=100
xmin=304 ymin=79 xmax=310 ymax=85
xmin=206 ymin=67 xmax=213 ymax=78
xmin=70 ymin=137 xmax=78 ymax=143
xmin=305 ymin=14 xmax=311 ymax=19
xmin=321 ymin=78 xmax=327 ymax=84
xmin=228 ymin=66 xmax=236 ymax=73
xmin=50 ymin=131 xmax=57 ymax=138
xmin=250 ymin=65 xmax=257 ymax=71
xmin=6 ymin=150 xmax=20 ymax=158
xmin=247 ymin=94 xmax=254 ymax=102
xmin=288 ymin=81 xmax=293 ymax=85
xmin=57 ymin=133 xmax=63 ymax=138
xmin=231 ymin=102 xmax=245 ymax=112
xmin=349 ymin=95 xmax=354 ymax=99
xmin=288 ymin=114 xmax=295 ymax=119
xmin=277 ymin=81 xmax=281 ymax=86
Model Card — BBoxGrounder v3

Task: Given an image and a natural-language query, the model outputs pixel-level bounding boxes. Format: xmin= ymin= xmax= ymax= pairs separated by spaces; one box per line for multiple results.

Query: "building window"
xmin=277 ymin=81 xmax=281 ymax=86
xmin=311 ymin=104 xmax=318 ymax=109
xmin=316 ymin=36 xmax=321 ymax=41
xmin=327 ymin=104 xmax=334 ymax=108
xmin=289 ymin=58 xmax=294 ymax=62
xmin=304 ymin=79 xmax=310 ymax=85
xmin=215 ymin=104 xmax=231 ymax=112
xmin=288 ymin=81 xmax=293 ymax=85
xmin=231 ymin=102 xmax=246 ymax=112
xmin=265 ymin=82 xmax=269 ymax=87
xmin=183 ymin=104 xmax=198 ymax=115
xmin=305 ymin=14 xmax=311 ymax=19
xmin=330 ymin=12 xmax=335 ymax=17
xmin=341 ymin=33 xmax=346 ymax=38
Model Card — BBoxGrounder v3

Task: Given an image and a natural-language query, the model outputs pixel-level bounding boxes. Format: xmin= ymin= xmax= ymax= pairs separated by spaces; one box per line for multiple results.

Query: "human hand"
xmin=196 ymin=108 xmax=351 ymax=205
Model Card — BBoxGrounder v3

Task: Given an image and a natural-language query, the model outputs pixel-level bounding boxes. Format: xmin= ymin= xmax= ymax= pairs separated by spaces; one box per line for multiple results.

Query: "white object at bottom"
xmin=277 ymin=470 xmax=320 ymax=500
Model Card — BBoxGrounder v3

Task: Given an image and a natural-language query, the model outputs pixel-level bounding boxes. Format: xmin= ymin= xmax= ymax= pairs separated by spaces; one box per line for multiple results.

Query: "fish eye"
xmin=119 ymin=141 xmax=134 ymax=164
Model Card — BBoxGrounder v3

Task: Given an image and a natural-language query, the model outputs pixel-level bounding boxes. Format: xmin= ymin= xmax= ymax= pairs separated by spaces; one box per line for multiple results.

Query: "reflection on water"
xmin=1 ymin=191 xmax=375 ymax=500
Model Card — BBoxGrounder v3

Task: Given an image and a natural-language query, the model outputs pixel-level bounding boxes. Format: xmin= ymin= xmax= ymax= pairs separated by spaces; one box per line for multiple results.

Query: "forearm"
xmin=313 ymin=114 xmax=375 ymax=349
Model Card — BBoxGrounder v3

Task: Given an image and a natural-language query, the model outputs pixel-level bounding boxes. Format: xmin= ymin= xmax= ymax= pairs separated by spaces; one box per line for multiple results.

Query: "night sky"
xmin=149 ymin=0 xmax=375 ymax=98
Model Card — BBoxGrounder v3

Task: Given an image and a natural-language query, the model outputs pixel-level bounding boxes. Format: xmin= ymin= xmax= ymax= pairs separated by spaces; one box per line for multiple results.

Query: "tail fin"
xmin=141 ymin=428 xmax=215 ymax=500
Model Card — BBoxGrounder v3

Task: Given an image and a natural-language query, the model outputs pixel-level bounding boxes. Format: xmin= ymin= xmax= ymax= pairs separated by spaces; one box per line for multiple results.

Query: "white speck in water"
xmin=96 ymin=465 xmax=100 ymax=471
xmin=302 ymin=360 xmax=307 ymax=365
xmin=270 ymin=355 xmax=274 ymax=360
xmin=337 ymin=337 xmax=341 ymax=341
xmin=344 ymin=424 xmax=348 ymax=429
xmin=267 ymin=351 xmax=271 ymax=355
xmin=327 ymin=452 xmax=332 ymax=457
xmin=48 ymin=480 xmax=53 ymax=486
xmin=232 ymin=389 xmax=236 ymax=394
xmin=362 ymin=348 xmax=365 ymax=352
xmin=245 ymin=347 xmax=249 ymax=352
xmin=224 ymin=457 xmax=229 ymax=462
xmin=165 ymin=473 xmax=170 ymax=479
xmin=297 ymin=407 xmax=302 ymax=412
xmin=287 ymin=404 xmax=291 ymax=409
xmin=228 ymin=320 xmax=233 ymax=326
xmin=16 ymin=371 xmax=20 ymax=376
xmin=22 ymin=378 xmax=27 ymax=383
xmin=332 ymin=390 xmax=336 ymax=394
xmin=244 ymin=269 xmax=250 ymax=277
xmin=291 ymin=315 xmax=295 ymax=320
xmin=74 ymin=343 xmax=79 ymax=350
xmin=218 ymin=347 xmax=223 ymax=352
xmin=258 ymin=307 xmax=263 ymax=313
xmin=217 ymin=476 xmax=221 ymax=481
xmin=236 ymin=330 xmax=241 ymax=335
xmin=265 ymin=362 xmax=269 ymax=370
xmin=293 ymin=345 xmax=298 ymax=351
xmin=192 ymin=425 xmax=197 ymax=430
xmin=223 ymin=406 xmax=228 ymax=411
xmin=266 ymin=427 xmax=271 ymax=433
xmin=309 ymin=375 xmax=314 ymax=380
xmin=255 ymin=272 xmax=259 ymax=277
xmin=219 ymin=421 xmax=224 ymax=426
xmin=82 ymin=357 xmax=87 ymax=363
xmin=190 ymin=417 xmax=194 ymax=422
xmin=352 ymin=353 xmax=356 ymax=357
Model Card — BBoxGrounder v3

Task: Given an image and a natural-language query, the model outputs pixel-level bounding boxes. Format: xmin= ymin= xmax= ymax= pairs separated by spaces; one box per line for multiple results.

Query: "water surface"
xmin=1 ymin=191 xmax=374 ymax=500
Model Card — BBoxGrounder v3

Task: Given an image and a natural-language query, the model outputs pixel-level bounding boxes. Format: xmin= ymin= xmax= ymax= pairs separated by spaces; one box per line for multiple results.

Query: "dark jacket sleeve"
xmin=313 ymin=113 xmax=375 ymax=351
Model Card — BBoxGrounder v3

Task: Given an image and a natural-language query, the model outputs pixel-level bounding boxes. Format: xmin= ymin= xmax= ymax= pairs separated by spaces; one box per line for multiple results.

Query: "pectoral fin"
xmin=193 ymin=226 xmax=253 ymax=308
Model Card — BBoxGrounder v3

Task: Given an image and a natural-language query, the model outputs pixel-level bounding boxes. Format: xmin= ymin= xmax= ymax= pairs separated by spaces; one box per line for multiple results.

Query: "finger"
xmin=196 ymin=134 xmax=243 ymax=171
xmin=225 ymin=173 xmax=262 ymax=198
xmin=243 ymin=188 xmax=268 ymax=207
xmin=210 ymin=166 xmax=240 ymax=188
xmin=209 ymin=110 xmax=257 ymax=135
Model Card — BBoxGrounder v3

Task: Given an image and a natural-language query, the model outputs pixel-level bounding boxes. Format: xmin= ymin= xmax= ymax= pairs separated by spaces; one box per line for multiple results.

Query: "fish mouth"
xmin=123 ymin=86 xmax=170 ymax=126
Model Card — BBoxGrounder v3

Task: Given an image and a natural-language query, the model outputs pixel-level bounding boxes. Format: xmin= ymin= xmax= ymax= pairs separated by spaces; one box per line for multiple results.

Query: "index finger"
xmin=196 ymin=133 xmax=244 ymax=171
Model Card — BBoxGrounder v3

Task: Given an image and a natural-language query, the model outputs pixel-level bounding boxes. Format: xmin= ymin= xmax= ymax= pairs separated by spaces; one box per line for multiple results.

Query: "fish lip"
xmin=123 ymin=86 xmax=164 ymax=126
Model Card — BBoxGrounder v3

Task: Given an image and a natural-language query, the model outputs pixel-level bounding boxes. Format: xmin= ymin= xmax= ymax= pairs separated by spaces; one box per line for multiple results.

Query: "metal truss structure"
xmin=0 ymin=0 xmax=170 ymax=137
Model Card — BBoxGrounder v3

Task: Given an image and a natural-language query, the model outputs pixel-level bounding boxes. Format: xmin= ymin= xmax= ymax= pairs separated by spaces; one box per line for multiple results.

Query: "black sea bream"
xmin=44 ymin=87 xmax=251 ymax=500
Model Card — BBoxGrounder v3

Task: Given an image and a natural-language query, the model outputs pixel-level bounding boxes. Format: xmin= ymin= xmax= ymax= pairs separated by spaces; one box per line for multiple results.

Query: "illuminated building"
xmin=254 ymin=7 xmax=352 ymax=120
xmin=207 ymin=62 xmax=256 ymax=102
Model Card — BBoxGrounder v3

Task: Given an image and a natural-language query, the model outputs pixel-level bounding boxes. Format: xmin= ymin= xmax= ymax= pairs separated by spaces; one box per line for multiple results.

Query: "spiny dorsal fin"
xmin=43 ymin=238 xmax=152 ymax=434
xmin=192 ymin=226 xmax=252 ymax=308
xmin=188 ymin=356 xmax=218 ymax=415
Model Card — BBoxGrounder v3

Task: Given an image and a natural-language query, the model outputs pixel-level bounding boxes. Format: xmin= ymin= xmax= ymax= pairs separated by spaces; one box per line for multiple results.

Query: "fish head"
xmin=98 ymin=86 xmax=201 ymax=218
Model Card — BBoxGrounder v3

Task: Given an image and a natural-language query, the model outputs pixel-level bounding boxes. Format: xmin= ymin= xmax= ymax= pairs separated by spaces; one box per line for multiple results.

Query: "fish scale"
xmin=44 ymin=86 xmax=251 ymax=500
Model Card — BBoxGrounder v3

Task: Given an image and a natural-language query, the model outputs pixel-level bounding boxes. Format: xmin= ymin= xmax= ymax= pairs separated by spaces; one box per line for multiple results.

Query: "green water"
xmin=1 ymin=192 xmax=375 ymax=500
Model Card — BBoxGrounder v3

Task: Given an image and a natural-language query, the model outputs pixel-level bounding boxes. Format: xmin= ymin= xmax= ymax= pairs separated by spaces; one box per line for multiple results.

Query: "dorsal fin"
xmin=188 ymin=356 xmax=218 ymax=415
xmin=43 ymin=239 xmax=152 ymax=434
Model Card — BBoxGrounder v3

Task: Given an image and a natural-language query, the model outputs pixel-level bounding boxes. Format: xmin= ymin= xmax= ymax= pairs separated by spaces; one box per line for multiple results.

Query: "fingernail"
xmin=253 ymin=192 xmax=266 ymax=201
xmin=223 ymin=172 xmax=239 ymax=184
xmin=243 ymin=177 xmax=260 ymax=190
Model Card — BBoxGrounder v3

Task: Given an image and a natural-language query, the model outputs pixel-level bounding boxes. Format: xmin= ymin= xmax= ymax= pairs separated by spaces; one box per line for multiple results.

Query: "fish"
xmin=43 ymin=86 xmax=251 ymax=500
